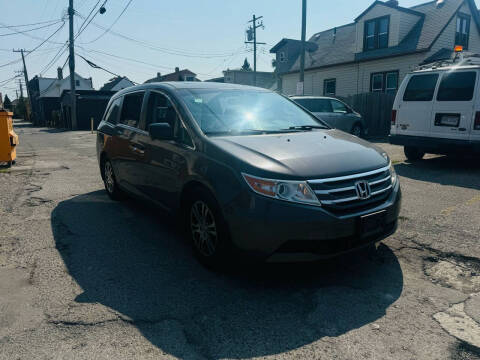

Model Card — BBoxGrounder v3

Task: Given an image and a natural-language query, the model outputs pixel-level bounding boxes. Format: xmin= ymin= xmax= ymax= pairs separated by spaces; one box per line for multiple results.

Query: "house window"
xmin=323 ymin=79 xmax=336 ymax=96
xmin=279 ymin=51 xmax=287 ymax=62
xmin=184 ymin=76 xmax=195 ymax=81
xmin=364 ymin=16 xmax=389 ymax=51
xmin=455 ymin=14 xmax=470 ymax=49
xmin=75 ymin=80 xmax=80 ymax=86
xmin=371 ymin=71 xmax=398 ymax=93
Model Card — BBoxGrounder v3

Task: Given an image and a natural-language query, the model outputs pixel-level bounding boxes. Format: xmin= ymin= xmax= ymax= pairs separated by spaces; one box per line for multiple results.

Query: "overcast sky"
xmin=1 ymin=0 xmax=480 ymax=99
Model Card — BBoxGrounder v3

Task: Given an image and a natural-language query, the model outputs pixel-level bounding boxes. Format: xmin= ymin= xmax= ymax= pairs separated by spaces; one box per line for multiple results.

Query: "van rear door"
xmin=430 ymin=70 xmax=477 ymax=140
xmin=395 ymin=73 xmax=439 ymax=137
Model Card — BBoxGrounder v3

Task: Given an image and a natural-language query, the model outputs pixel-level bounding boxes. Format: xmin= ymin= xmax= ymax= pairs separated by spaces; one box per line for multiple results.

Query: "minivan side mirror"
xmin=149 ymin=123 xmax=173 ymax=141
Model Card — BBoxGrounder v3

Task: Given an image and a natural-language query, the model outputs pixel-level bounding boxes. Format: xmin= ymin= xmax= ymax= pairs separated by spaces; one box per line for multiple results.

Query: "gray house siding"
xmin=277 ymin=0 xmax=480 ymax=98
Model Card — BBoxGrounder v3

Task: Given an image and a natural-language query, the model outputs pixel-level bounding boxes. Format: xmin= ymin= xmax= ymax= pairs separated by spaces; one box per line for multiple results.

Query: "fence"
xmin=340 ymin=92 xmax=396 ymax=137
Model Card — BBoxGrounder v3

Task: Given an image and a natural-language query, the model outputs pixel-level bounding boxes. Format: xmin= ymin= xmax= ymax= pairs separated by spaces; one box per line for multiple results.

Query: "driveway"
xmin=0 ymin=121 xmax=479 ymax=359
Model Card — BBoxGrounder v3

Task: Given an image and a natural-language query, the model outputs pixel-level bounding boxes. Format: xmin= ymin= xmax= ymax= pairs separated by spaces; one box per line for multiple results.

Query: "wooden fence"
xmin=339 ymin=92 xmax=396 ymax=137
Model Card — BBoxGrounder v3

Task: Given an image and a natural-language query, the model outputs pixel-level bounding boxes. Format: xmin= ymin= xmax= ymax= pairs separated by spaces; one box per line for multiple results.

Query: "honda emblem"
xmin=355 ymin=180 xmax=371 ymax=200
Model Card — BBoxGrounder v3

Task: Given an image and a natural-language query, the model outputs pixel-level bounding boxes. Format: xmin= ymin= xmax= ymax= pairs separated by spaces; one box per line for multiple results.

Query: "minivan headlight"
xmin=389 ymin=162 xmax=397 ymax=186
xmin=242 ymin=173 xmax=320 ymax=206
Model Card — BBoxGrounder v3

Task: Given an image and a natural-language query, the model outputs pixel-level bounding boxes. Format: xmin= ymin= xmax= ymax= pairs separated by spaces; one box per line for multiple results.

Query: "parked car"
xmin=390 ymin=55 xmax=480 ymax=160
xmin=290 ymin=96 xmax=367 ymax=137
xmin=96 ymin=82 xmax=401 ymax=267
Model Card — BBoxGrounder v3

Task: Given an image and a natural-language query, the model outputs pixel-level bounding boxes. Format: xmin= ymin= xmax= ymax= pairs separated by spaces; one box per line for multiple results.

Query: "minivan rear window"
xmin=437 ymin=71 xmax=476 ymax=101
xmin=403 ymin=74 xmax=439 ymax=101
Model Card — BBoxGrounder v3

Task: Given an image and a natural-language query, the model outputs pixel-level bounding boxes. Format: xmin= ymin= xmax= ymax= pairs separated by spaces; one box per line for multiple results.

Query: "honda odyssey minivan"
xmin=96 ymin=82 xmax=401 ymax=266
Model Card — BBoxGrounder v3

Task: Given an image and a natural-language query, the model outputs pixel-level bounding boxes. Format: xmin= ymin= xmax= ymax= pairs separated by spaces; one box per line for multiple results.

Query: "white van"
xmin=390 ymin=56 xmax=480 ymax=160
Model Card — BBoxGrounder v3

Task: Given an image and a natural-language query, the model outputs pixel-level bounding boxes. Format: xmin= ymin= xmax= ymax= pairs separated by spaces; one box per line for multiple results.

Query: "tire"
xmin=102 ymin=159 xmax=123 ymax=200
xmin=185 ymin=187 xmax=232 ymax=269
xmin=404 ymin=146 xmax=425 ymax=161
xmin=351 ymin=123 xmax=363 ymax=137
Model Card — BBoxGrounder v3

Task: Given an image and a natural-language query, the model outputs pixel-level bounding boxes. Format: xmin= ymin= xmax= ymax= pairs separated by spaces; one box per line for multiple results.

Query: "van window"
xmin=295 ymin=98 xmax=332 ymax=113
xmin=330 ymin=100 xmax=348 ymax=113
xmin=105 ymin=98 xmax=121 ymax=124
xmin=119 ymin=92 xmax=144 ymax=128
xmin=403 ymin=74 xmax=439 ymax=101
xmin=437 ymin=72 xmax=476 ymax=101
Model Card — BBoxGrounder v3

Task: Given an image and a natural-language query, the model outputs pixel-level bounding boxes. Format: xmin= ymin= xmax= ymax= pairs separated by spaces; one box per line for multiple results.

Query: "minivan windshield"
xmin=177 ymin=89 xmax=329 ymax=136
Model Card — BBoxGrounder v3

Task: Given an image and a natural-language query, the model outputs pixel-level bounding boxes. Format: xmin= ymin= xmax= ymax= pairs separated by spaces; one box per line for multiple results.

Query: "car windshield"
xmin=177 ymin=88 xmax=329 ymax=136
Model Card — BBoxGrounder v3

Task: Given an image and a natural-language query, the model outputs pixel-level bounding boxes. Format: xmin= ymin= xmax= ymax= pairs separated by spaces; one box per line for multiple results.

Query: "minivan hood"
xmin=208 ymin=130 xmax=388 ymax=179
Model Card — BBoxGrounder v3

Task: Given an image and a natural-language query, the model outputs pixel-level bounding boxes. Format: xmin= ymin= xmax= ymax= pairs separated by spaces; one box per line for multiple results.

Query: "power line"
xmin=75 ymin=0 xmax=108 ymax=40
xmin=0 ymin=18 xmax=62 ymax=28
xmin=74 ymin=12 xmax=245 ymax=58
xmin=0 ymin=20 xmax=63 ymax=37
xmin=0 ymin=21 xmax=65 ymax=45
xmin=83 ymin=0 xmax=133 ymax=44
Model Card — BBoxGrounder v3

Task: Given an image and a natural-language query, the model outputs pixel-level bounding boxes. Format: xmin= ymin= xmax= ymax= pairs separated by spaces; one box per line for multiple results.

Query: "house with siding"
xmin=270 ymin=0 xmax=480 ymax=97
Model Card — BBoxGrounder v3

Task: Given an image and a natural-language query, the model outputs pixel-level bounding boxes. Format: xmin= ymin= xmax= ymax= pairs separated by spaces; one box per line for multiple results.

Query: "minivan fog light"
xmin=242 ymin=174 xmax=321 ymax=206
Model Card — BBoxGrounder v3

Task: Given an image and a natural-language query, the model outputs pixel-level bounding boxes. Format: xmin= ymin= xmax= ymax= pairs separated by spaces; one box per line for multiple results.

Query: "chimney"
xmin=157 ymin=72 xmax=161 ymax=78
xmin=175 ymin=67 xmax=180 ymax=73
xmin=57 ymin=67 xmax=63 ymax=80
xmin=386 ymin=0 xmax=399 ymax=6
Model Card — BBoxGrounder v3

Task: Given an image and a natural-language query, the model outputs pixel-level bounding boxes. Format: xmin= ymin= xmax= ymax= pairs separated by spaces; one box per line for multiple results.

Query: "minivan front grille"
xmin=308 ymin=165 xmax=393 ymax=215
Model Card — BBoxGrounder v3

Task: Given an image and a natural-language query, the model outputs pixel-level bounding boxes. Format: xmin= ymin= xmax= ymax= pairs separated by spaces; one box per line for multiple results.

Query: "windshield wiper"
xmin=204 ymin=129 xmax=270 ymax=136
xmin=285 ymin=125 xmax=329 ymax=131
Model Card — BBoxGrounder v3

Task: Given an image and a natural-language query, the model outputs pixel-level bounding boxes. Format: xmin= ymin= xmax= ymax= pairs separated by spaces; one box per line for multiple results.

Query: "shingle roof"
xmin=285 ymin=0 xmax=474 ymax=73
xmin=100 ymin=77 xmax=127 ymax=91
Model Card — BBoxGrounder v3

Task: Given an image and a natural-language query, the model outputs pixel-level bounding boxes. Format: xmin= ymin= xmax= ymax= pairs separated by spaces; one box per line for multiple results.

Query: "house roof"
xmin=355 ymin=0 xmax=424 ymax=22
xmin=269 ymin=38 xmax=318 ymax=53
xmin=144 ymin=69 xmax=197 ymax=83
xmin=100 ymin=76 xmax=132 ymax=91
xmin=284 ymin=0 xmax=478 ymax=74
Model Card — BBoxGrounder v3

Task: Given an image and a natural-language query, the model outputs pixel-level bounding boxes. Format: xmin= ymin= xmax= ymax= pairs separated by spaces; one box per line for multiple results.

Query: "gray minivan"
xmin=96 ymin=82 xmax=400 ymax=267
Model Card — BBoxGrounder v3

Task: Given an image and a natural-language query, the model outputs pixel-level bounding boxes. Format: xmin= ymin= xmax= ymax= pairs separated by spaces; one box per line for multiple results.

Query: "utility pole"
xmin=13 ymin=49 xmax=32 ymax=120
xmin=68 ymin=0 xmax=77 ymax=130
xmin=245 ymin=15 xmax=265 ymax=87
xmin=299 ymin=0 xmax=307 ymax=95
xmin=17 ymin=79 xmax=24 ymax=98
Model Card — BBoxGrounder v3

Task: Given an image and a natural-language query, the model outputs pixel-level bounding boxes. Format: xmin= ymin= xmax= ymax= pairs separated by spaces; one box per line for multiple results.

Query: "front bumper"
xmin=224 ymin=180 xmax=401 ymax=262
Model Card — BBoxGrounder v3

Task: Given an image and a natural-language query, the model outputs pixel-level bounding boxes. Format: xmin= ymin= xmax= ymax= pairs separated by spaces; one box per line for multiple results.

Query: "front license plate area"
xmin=359 ymin=210 xmax=386 ymax=238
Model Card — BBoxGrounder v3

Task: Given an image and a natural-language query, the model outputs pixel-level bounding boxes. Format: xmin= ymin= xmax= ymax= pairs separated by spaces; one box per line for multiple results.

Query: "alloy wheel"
xmin=190 ymin=200 xmax=218 ymax=257
xmin=104 ymin=161 xmax=115 ymax=194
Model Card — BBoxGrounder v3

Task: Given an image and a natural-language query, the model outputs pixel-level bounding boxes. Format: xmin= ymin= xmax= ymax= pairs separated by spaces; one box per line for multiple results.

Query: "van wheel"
xmin=351 ymin=124 xmax=363 ymax=137
xmin=185 ymin=188 xmax=231 ymax=269
xmin=102 ymin=159 xmax=123 ymax=200
xmin=404 ymin=146 xmax=425 ymax=161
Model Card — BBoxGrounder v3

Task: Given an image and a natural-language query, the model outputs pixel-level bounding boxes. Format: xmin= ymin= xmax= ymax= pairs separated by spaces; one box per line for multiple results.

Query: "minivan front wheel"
xmin=351 ymin=123 xmax=363 ymax=137
xmin=404 ymin=146 xmax=425 ymax=161
xmin=186 ymin=189 xmax=231 ymax=268
xmin=102 ymin=159 xmax=123 ymax=200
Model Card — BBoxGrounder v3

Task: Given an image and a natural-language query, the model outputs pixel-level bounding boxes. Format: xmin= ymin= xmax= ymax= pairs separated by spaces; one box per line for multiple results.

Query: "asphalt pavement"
xmin=0 ymin=121 xmax=479 ymax=359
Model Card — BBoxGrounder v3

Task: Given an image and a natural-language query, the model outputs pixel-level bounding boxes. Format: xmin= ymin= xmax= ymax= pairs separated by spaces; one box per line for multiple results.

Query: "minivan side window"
xmin=437 ymin=72 xmax=476 ymax=101
xmin=403 ymin=74 xmax=439 ymax=101
xmin=119 ymin=92 xmax=144 ymax=128
xmin=104 ymin=98 xmax=121 ymax=124
xmin=145 ymin=91 xmax=193 ymax=146
xmin=296 ymin=98 xmax=332 ymax=113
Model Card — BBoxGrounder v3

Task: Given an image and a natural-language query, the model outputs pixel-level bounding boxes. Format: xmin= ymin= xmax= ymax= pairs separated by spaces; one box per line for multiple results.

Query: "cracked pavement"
xmin=0 ymin=121 xmax=479 ymax=359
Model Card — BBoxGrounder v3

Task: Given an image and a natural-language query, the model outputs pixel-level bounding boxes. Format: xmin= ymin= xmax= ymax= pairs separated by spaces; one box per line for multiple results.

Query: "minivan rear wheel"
xmin=102 ymin=159 xmax=123 ymax=200
xmin=404 ymin=146 xmax=425 ymax=161
xmin=185 ymin=188 xmax=231 ymax=269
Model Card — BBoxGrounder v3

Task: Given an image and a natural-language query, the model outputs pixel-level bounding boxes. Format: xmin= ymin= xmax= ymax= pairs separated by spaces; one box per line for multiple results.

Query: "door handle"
xmin=129 ymin=144 xmax=145 ymax=155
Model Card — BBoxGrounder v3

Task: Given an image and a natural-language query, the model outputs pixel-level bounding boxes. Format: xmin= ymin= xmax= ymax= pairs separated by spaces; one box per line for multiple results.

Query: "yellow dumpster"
xmin=0 ymin=110 xmax=19 ymax=167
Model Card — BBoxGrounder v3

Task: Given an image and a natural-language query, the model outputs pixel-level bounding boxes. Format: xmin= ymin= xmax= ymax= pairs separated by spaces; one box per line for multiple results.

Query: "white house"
xmin=271 ymin=0 xmax=480 ymax=97
xmin=100 ymin=76 xmax=135 ymax=92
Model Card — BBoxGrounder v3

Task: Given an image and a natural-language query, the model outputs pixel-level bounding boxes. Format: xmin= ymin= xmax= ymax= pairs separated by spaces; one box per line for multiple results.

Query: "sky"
xmin=1 ymin=0 xmax=480 ymax=100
